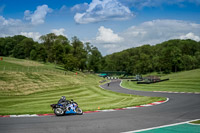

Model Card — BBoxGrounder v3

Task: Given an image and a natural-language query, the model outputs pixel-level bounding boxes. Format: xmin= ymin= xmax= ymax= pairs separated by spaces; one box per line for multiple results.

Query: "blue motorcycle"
xmin=50 ymin=100 xmax=83 ymax=116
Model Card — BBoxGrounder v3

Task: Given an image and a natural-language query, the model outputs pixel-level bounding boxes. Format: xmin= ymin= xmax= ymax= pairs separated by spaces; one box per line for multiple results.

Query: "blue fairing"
xmin=65 ymin=109 xmax=76 ymax=114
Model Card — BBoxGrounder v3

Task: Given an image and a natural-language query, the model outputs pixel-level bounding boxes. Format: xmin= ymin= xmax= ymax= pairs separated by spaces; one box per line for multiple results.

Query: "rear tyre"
xmin=54 ymin=108 xmax=65 ymax=116
xmin=76 ymin=108 xmax=83 ymax=115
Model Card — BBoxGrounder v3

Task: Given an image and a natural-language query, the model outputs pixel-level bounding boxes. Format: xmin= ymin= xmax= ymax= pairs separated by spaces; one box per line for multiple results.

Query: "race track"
xmin=0 ymin=80 xmax=200 ymax=133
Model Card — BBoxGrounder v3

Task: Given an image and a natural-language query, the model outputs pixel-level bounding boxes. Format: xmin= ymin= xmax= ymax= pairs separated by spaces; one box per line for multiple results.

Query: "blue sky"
xmin=0 ymin=0 xmax=200 ymax=55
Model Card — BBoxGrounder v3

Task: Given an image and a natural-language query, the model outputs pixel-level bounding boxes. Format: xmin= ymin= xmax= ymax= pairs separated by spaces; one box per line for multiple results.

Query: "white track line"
xmin=121 ymin=119 xmax=200 ymax=133
xmin=10 ymin=114 xmax=39 ymax=117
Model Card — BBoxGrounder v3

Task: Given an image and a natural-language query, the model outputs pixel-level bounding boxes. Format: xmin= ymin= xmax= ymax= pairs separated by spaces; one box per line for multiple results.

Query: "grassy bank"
xmin=0 ymin=57 xmax=165 ymax=115
xmin=121 ymin=69 xmax=200 ymax=93
xmin=190 ymin=120 xmax=200 ymax=124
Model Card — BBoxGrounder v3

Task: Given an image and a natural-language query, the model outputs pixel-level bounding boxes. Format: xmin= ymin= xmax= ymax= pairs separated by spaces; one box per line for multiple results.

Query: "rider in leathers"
xmin=57 ymin=96 xmax=70 ymax=108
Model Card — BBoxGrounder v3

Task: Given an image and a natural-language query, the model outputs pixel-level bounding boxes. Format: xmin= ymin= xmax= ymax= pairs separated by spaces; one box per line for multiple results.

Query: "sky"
xmin=0 ymin=0 xmax=200 ymax=55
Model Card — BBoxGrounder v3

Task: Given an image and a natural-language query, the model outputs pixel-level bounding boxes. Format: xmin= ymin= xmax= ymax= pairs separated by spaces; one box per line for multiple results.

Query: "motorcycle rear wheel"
xmin=54 ymin=108 xmax=65 ymax=116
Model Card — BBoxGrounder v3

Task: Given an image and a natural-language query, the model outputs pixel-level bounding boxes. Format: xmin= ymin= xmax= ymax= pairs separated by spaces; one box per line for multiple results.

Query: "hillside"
xmin=122 ymin=69 xmax=200 ymax=93
xmin=102 ymin=39 xmax=200 ymax=74
xmin=0 ymin=57 xmax=165 ymax=115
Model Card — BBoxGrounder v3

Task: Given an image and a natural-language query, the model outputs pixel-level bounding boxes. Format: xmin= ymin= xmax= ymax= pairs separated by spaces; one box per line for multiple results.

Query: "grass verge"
xmin=190 ymin=120 xmax=200 ymax=124
xmin=0 ymin=57 xmax=165 ymax=115
xmin=121 ymin=69 xmax=200 ymax=93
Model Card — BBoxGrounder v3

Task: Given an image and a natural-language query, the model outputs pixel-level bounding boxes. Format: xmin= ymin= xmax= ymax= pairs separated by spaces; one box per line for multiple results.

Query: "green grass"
xmin=0 ymin=57 xmax=67 ymax=73
xmin=121 ymin=69 xmax=200 ymax=93
xmin=190 ymin=120 xmax=200 ymax=124
xmin=0 ymin=57 xmax=165 ymax=115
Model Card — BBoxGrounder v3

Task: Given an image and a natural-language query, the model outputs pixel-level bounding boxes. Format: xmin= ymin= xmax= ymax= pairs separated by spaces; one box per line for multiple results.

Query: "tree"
xmin=71 ymin=36 xmax=87 ymax=71
xmin=52 ymin=43 xmax=65 ymax=66
xmin=179 ymin=39 xmax=199 ymax=56
xmin=13 ymin=43 xmax=25 ymax=59
xmin=40 ymin=33 xmax=57 ymax=62
xmin=102 ymin=39 xmax=200 ymax=74
xmin=3 ymin=37 xmax=16 ymax=56
xmin=1 ymin=34 xmax=200 ymax=74
xmin=64 ymin=54 xmax=79 ymax=71
xmin=21 ymin=38 xmax=35 ymax=58
xmin=30 ymin=49 xmax=37 ymax=60
xmin=36 ymin=44 xmax=47 ymax=62
xmin=12 ymin=37 xmax=35 ymax=59
xmin=13 ymin=35 xmax=27 ymax=44
xmin=88 ymin=46 xmax=102 ymax=72
xmin=0 ymin=38 xmax=5 ymax=56
xmin=170 ymin=47 xmax=182 ymax=72
xmin=195 ymin=51 xmax=200 ymax=68
xmin=71 ymin=36 xmax=84 ymax=56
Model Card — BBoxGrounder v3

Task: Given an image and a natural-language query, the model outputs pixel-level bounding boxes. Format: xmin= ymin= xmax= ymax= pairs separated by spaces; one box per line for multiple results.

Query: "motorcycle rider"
xmin=57 ymin=96 xmax=70 ymax=108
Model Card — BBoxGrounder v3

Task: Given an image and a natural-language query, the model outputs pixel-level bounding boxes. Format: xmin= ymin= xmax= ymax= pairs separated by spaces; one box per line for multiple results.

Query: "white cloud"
xmin=180 ymin=32 xmax=200 ymax=41
xmin=0 ymin=16 xmax=27 ymax=37
xmin=74 ymin=0 xmax=134 ymax=24
xmin=103 ymin=44 xmax=117 ymax=48
xmin=20 ymin=32 xmax=41 ymax=41
xmin=121 ymin=19 xmax=200 ymax=46
xmin=96 ymin=26 xmax=123 ymax=43
xmin=51 ymin=28 xmax=66 ymax=36
xmin=0 ymin=16 xmax=21 ymax=26
xmin=71 ymin=3 xmax=89 ymax=12
xmin=24 ymin=4 xmax=52 ymax=25
xmin=102 ymin=44 xmax=128 ymax=55
xmin=60 ymin=5 xmax=67 ymax=12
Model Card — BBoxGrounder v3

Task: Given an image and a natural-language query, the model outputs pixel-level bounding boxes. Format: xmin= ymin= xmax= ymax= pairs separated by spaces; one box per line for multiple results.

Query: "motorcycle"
xmin=50 ymin=100 xmax=83 ymax=116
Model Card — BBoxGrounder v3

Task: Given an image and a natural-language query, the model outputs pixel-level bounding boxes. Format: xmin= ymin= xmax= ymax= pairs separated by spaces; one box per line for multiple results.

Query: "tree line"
xmin=101 ymin=39 xmax=200 ymax=74
xmin=0 ymin=34 xmax=103 ymax=72
xmin=1 ymin=34 xmax=200 ymax=74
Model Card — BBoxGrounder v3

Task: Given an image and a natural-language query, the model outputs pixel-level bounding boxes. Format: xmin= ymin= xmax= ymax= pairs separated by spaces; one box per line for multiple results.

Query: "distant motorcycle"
xmin=50 ymin=100 xmax=83 ymax=116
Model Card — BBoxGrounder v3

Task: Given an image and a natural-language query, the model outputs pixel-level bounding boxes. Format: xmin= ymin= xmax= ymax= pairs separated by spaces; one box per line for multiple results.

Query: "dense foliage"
xmin=102 ymin=39 xmax=200 ymax=74
xmin=0 ymin=34 xmax=102 ymax=72
xmin=0 ymin=34 xmax=199 ymax=74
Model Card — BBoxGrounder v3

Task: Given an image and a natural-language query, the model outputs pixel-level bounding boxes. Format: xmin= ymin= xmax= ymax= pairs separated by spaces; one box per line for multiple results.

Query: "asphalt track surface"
xmin=0 ymin=80 xmax=200 ymax=133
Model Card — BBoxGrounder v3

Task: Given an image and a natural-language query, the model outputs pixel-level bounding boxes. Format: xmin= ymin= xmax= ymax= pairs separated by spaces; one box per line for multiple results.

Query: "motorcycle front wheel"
xmin=54 ymin=108 xmax=65 ymax=116
xmin=76 ymin=107 xmax=83 ymax=115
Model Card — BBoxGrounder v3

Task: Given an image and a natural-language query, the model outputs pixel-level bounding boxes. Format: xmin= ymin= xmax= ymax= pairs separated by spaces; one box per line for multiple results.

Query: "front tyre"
xmin=54 ymin=108 xmax=65 ymax=116
xmin=76 ymin=108 xmax=83 ymax=115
